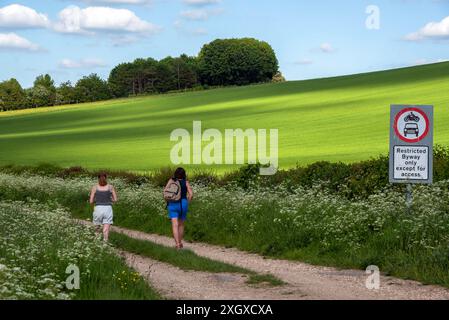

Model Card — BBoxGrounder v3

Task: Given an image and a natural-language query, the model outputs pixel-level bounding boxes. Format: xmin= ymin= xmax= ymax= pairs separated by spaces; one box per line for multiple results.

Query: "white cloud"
xmin=181 ymin=9 xmax=209 ymax=20
xmin=180 ymin=8 xmax=222 ymax=20
xmin=320 ymin=43 xmax=335 ymax=53
xmin=111 ymin=34 xmax=139 ymax=46
xmin=406 ymin=16 xmax=449 ymax=41
xmin=0 ymin=32 xmax=40 ymax=51
xmin=0 ymin=4 xmax=50 ymax=29
xmin=58 ymin=58 xmax=107 ymax=69
xmin=183 ymin=0 xmax=220 ymax=6
xmin=173 ymin=20 xmax=207 ymax=36
xmin=295 ymin=59 xmax=313 ymax=65
xmin=53 ymin=6 xmax=161 ymax=34
xmin=191 ymin=28 xmax=208 ymax=35
xmin=174 ymin=20 xmax=183 ymax=28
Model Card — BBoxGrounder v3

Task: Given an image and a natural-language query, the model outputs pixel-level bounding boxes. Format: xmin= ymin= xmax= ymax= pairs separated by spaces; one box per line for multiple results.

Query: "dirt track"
xmin=107 ymin=224 xmax=449 ymax=300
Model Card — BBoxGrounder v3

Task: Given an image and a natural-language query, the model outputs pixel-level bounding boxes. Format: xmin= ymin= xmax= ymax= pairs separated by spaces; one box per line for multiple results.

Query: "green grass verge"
xmin=76 ymin=251 xmax=161 ymax=300
xmin=109 ymin=231 xmax=284 ymax=287
xmin=0 ymin=200 xmax=160 ymax=300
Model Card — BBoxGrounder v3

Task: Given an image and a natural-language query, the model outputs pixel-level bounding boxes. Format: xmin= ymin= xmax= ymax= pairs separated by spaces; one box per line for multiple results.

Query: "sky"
xmin=0 ymin=0 xmax=448 ymax=87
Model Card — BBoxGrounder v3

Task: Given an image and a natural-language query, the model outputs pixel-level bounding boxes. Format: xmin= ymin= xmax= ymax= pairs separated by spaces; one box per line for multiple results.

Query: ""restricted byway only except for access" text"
xmin=393 ymin=146 xmax=429 ymax=180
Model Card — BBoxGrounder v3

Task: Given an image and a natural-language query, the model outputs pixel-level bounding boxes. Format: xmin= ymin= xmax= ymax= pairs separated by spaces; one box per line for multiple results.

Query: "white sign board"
xmin=389 ymin=105 xmax=433 ymax=184
xmin=393 ymin=146 xmax=429 ymax=180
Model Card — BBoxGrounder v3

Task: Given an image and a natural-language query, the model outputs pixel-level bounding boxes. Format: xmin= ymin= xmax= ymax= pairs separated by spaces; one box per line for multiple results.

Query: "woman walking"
xmin=90 ymin=172 xmax=117 ymax=241
xmin=164 ymin=168 xmax=193 ymax=249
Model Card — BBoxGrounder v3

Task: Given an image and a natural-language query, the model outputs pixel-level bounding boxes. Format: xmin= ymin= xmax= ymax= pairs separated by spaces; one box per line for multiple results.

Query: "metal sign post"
xmin=389 ymin=105 xmax=434 ymax=214
xmin=405 ymin=183 xmax=413 ymax=215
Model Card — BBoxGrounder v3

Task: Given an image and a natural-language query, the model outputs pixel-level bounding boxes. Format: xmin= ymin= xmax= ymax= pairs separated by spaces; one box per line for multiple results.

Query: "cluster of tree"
xmin=108 ymin=54 xmax=199 ymax=97
xmin=197 ymin=38 xmax=279 ymax=86
xmin=0 ymin=74 xmax=110 ymax=111
xmin=108 ymin=38 xmax=280 ymax=97
xmin=0 ymin=38 xmax=281 ymax=111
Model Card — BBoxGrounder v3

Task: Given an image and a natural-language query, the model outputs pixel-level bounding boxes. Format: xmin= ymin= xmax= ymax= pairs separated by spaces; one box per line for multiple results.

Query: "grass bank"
xmin=0 ymin=201 xmax=159 ymax=300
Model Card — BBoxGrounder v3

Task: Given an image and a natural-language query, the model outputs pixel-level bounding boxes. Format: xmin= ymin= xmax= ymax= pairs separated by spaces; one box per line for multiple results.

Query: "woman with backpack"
xmin=89 ymin=172 xmax=117 ymax=242
xmin=164 ymin=168 xmax=193 ymax=249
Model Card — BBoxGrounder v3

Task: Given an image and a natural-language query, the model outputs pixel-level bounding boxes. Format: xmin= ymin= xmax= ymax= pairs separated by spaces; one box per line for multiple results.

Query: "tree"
xmin=1 ymin=39 xmax=280 ymax=112
xmin=178 ymin=54 xmax=199 ymax=89
xmin=75 ymin=74 xmax=111 ymax=103
xmin=160 ymin=55 xmax=199 ymax=91
xmin=31 ymin=74 xmax=56 ymax=107
xmin=23 ymin=88 xmax=34 ymax=109
xmin=109 ymin=55 xmax=199 ymax=97
xmin=198 ymin=38 xmax=279 ymax=86
xmin=0 ymin=78 xmax=25 ymax=111
xmin=272 ymin=71 xmax=286 ymax=83
xmin=108 ymin=62 xmax=134 ymax=98
xmin=133 ymin=58 xmax=159 ymax=94
xmin=108 ymin=58 xmax=160 ymax=97
xmin=156 ymin=57 xmax=178 ymax=92
xmin=34 ymin=74 xmax=55 ymax=89
xmin=26 ymin=86 xmax=51 ymax=108
xmin=56 ymin=81 xmax=76 ymax=105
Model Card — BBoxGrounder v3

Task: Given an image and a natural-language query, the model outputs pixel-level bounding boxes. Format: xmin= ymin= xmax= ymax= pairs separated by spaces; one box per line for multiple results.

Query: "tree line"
xmin=0 ymin=38 xmax=283 ymax=112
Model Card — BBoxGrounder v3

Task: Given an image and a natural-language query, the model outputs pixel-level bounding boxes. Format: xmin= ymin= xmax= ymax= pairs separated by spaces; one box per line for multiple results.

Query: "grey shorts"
xmin=93 ymin=205 xmax=113 ymax=225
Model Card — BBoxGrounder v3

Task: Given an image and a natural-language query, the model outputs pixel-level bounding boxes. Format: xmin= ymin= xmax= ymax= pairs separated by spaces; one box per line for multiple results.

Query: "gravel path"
xmin=111 ymin=225 xmax=449 ymax=300
xmin=77 ymin=220 xmax=449 ymax=300
xmin=120 ymin=251 xmax=308 ymax=300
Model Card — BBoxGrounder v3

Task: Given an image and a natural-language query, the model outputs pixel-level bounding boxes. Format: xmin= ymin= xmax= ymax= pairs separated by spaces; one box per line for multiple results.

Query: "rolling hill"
xmin=1 ymin=62 xmax=449 ymax=173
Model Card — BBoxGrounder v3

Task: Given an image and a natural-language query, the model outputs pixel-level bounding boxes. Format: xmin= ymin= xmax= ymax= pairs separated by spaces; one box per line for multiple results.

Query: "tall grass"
xmin=1 ymin=172 xmax=449 ymax=288
xmin=0 ymin=200 xmax=159 ymax=300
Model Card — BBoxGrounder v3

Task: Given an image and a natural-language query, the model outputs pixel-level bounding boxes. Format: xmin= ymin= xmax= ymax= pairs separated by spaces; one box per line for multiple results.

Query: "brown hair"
xmin=98 ymin=172 xmax=108 ymax=187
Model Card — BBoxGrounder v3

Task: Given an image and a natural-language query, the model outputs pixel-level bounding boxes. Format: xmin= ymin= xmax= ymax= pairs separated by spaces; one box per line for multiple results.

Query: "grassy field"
xmin=1 ymin=62 xmax=449 ymax=172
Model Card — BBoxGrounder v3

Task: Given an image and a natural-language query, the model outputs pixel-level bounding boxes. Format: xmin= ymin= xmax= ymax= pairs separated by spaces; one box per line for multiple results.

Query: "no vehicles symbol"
xmin=393 ymin=108 xmax=430 ymax=143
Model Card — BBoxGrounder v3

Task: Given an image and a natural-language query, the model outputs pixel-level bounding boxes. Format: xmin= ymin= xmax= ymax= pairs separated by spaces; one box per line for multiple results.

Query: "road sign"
xmin=389 ymin=105 xmax=433 ymax=184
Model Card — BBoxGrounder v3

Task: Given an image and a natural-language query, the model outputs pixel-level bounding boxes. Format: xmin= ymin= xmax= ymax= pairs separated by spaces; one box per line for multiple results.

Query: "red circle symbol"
xmin=393 ymin=107 xmax=430 ymax=143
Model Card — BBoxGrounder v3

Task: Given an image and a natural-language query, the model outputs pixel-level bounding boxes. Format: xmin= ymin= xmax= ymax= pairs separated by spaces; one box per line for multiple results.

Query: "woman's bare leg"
xmin=178 ymin=220 xmax=185 ymax=248
xmin=171 ymin=218 xmax=181 ymax=247
xmin=103 ymin=224 xmax=111 ymax=242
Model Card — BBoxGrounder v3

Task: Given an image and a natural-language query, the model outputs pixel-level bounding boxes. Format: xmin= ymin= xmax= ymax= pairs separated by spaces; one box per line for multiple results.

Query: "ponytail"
xmin=98 ymin=172 xmax=108 ymax=186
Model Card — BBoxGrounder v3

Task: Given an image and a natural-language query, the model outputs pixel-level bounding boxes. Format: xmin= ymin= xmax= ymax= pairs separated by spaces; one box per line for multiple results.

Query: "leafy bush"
xmin=221 ymin=163 xmax=261 ymax=189
xmin=198 ymin=38 xmax=279 ymax=86
xmin=2 ymin=145 xmax=449 ymax=199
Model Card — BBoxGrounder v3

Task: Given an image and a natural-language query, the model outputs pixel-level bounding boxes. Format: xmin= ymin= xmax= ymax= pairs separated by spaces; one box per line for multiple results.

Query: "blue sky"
xmin=0 ymin=0 xmax=448 ymax=87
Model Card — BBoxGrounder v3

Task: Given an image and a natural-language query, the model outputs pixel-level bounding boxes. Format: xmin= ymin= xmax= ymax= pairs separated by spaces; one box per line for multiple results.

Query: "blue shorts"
xmin=168 ymin=199 xmax=189 ymax=221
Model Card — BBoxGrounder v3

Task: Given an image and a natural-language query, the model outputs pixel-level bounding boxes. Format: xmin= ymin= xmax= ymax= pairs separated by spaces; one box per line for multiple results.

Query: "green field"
xmin=1 ymin=62 xmax=449 ymax=172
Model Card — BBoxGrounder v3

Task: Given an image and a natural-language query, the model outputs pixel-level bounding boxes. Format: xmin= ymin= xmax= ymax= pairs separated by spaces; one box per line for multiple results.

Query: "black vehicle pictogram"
xmin=404 ymin=112 xmax=420 ymax=123
xmin=404 ymin=123 xmax=419 ymax=137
